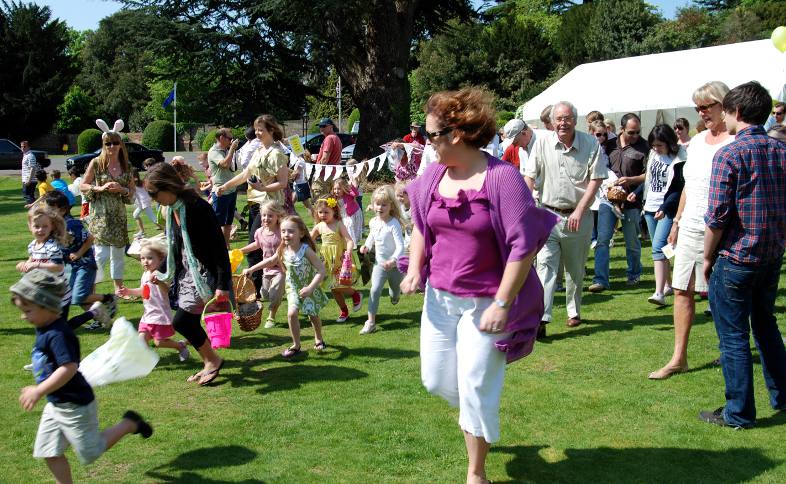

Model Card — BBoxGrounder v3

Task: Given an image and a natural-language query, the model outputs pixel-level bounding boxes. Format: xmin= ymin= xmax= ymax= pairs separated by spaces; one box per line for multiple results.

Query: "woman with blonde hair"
xmin=80 ymin=124 xmax=134 ymax=292
xmin=649 ymin=81 xmax=734 ymax=380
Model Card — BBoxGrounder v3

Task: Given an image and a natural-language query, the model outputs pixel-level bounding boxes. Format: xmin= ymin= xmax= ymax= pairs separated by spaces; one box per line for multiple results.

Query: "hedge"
xmin=142 ymin=120 xmax=175 ymax=151
xmin=200 ymin=127 xmax=246 ymax=152
xmin=77 ymin=129 xmax=103 ymax=154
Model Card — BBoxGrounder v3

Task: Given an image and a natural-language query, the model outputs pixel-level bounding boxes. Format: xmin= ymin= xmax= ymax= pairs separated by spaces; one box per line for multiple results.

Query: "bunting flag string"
xmin=283 ymin=142 xmax=421 ymax=181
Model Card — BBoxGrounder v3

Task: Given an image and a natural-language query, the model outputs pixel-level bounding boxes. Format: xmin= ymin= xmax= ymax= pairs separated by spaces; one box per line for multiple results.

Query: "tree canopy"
xmin=0 ymin=1 xmax=75 ymax=140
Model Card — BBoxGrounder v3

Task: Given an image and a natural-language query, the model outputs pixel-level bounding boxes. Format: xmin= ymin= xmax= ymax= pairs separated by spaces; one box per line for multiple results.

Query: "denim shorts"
xmin=212 ymin=191 xmax=237 ymax=226
xmin=70 ymin=264 xmax=97 ymax=305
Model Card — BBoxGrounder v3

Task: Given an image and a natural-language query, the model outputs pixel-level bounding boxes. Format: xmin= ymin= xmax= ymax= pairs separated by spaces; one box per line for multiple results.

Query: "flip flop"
xmin=281 ymin=346 xmax=302 ymax=358
xmin=198 ymin=359 xmax=225 ymax=386
xmin=314 ymin=340 xmax=327 ymax=351
xmin=186 ymin=371 xmax=204 ymax=383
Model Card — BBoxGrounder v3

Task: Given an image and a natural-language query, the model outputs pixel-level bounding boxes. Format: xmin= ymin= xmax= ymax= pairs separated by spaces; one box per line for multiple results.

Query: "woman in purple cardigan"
xmin=401 ymin=88 xmax=558 ymax=484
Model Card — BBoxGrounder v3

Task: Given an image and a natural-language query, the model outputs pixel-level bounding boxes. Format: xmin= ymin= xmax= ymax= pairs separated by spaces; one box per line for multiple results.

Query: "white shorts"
xmin=34 ymin=400 xmax=107 ymax=465
xmin=671 ymin=226 xmax=707 ymax=293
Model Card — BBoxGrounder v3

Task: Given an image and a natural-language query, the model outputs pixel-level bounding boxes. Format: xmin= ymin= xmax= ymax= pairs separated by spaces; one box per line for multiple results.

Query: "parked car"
xmin=299 ymin=133 xmax=356 ymax=157
xmin=0 ymin=139 xmax=51 ymax=170
xmin=66 ymin=142 xmax=165 ymax=172
xmin=341 ymin=144 xmax=355 ymax=162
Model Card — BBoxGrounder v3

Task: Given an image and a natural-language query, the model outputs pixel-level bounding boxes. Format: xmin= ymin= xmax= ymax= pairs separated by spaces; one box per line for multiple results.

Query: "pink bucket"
xmin=205 ymin=312 xmax=232 ymax=348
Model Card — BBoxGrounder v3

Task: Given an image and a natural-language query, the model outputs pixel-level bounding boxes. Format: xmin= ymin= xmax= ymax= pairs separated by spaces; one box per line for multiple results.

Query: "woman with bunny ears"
xmin=80 ymin=120 xmax=135 ymax=293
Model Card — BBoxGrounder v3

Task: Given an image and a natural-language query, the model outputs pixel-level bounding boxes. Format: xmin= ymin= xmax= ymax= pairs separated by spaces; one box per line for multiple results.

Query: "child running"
xmin=310 ymin=197 xmax=362 ymax=322
xmin=43 ymin=191 xmax=116 ymax=330
xmin=117 ymin=239 xmax=190 ymax=361
xmin=131 ymin=169 xmax=158 ymax=239
xmin=12 ymin=269 xmax=152 ymax=484
xmin=256 ymin=216 xmax=328 ymax=358
xmin=395 ymin=180 xmax=413 ymax=274
xmin=240 ymin=200 xmax=286 ymax=328
xmin=358 ymin=185 xmax=405 ymax=334
xmin=332 ymin=176 xmax=363 ymax=246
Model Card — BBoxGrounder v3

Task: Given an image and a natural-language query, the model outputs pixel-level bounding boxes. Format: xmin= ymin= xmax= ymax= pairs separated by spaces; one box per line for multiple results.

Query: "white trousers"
xmin=94 ymin=244 xmax=126 ymax=283
xmin=420 ymin=283 xmax=508 ymax=443
xmin=536 ymin=211 xmax=592 ymax=321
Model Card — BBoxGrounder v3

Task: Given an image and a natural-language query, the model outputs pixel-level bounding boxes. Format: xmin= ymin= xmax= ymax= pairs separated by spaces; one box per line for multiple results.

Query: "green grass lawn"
xmin=1 ymin=175 xmax=786 ymax=483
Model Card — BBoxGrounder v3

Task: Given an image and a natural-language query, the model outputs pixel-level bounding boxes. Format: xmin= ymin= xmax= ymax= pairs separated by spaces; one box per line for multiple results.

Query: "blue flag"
xmin=162 ymin=88 xmax=175 ymax=108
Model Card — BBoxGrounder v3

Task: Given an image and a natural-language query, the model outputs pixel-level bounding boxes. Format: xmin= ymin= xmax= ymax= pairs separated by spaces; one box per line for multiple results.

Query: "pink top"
xmin=318 ymin=133 xmax=342 ymax=165
xmin=140 ymin=271 xmax=172 ymax=325
xmin=341 ymin=186 xmax=360 ymax=216
xmin=427 ymin=186 xmax=503 ymax=297
xmin=254 ymin=227 xmax=282 ymax=275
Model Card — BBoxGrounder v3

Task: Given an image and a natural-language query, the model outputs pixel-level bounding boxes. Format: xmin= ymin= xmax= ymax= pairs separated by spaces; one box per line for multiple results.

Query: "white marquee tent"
xmin=516 ymin=39 xmax=786 ymax=133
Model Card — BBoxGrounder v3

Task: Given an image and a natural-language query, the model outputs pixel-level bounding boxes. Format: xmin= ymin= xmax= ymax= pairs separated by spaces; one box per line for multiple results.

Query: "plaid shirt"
xmin=705 ymin=125 xmax=786 ymax=265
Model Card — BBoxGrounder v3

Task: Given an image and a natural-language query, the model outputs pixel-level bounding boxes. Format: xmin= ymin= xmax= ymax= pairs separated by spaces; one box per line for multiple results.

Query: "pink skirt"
xmin=138 ymin=322 xmax=175 ymax=341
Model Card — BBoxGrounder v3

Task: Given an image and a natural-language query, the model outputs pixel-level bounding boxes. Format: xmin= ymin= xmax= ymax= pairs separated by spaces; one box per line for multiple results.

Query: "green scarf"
xmin=154 ymin=198 xmax=214 ymax=302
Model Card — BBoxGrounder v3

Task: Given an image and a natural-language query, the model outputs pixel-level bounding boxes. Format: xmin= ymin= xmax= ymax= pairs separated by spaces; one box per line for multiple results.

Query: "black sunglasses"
xmin=595 ymin=132 xmax=607 ymax=138
xmin=774 ymin=110 xmax=785 ymax=116
xmin=694 ymin=101 xmax=719 ymax=113
xmin=147 ymin=189 xmax=158 ymax=198
xmin=104 ymin=141 xmax=121 ymax=147
xmin=425 ymin=127 xmax=453 ymax=141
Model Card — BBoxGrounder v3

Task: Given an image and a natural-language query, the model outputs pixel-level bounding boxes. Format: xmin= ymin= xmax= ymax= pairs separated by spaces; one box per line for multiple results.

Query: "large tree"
xmin=0 ymin=1 xmax=75 ymax=139
xmin=124 ymin=0 xmax=475 ymax=159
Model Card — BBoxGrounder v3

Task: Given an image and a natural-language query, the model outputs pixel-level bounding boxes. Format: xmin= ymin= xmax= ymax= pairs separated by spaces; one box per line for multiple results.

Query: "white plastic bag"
xmin=79 ymin=317 xmax=160 ymax=387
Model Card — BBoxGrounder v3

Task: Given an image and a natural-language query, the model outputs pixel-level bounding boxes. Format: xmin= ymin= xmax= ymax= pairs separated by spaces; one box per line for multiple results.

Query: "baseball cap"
xmin=318 ymin=118 xmax=335 ymax=128
xmin=503 ymin=119 xmax=527 ymax=139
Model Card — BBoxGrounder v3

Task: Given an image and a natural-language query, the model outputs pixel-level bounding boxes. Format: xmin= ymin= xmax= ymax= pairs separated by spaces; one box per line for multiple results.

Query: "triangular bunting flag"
xmin=313 ymin=164 xmax=323 ymax=180
xmin=403 ymin=143 xmax=414 ymax=159
xmin=304 ymin=163 xmax=314 ymax=180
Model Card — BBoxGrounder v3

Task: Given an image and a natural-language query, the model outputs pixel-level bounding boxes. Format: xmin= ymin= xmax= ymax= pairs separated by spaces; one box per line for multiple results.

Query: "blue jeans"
xmin=643 ymin=212 xmax=673 ymax=261
xmin=709 ymin=256 xmax=786 ymax=427
xmin=592 ymin=204 xmax=642 ymax=287
xmin=70 ymin=264 xmax=97 ymax=305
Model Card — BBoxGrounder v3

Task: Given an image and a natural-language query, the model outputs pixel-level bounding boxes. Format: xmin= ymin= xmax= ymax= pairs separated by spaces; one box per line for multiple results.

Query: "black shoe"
xmin=536 ymin=322 xmax=547 ymax=341
xmin=123 ymin=410 xmax=153 ymax=438
xmin=698 ymin=407 xmax=745 ymax=429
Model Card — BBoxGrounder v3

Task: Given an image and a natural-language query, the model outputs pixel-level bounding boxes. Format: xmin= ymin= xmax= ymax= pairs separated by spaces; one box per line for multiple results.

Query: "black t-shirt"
xmin=33 ymin=318 xmax=94 ymax=405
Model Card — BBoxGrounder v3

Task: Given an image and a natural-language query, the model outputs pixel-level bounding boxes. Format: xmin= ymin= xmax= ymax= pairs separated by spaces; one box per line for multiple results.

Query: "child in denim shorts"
xmin=12 ymin=269 xmax=152 ymax=483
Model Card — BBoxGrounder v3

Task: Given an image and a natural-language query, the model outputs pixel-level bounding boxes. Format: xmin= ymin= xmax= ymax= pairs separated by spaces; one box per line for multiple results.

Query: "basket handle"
xmin=201 ymin=295 xmax=235 ymax=322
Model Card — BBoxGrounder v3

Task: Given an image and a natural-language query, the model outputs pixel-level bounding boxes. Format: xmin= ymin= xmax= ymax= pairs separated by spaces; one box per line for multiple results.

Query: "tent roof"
xmin=518 ymin=39 xmax=786 ymax=122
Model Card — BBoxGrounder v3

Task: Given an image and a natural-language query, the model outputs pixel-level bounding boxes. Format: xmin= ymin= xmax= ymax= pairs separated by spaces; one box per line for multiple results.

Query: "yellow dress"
xmin=317 ymin=221 xmax=346 ymax=290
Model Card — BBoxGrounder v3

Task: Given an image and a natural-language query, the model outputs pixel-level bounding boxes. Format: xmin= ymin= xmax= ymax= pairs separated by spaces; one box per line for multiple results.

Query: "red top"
xmin=502 ymin=144 xmax=520 ymax=168
xmin=403 ymin=133 xmax=426 ymax=146
xmin=318 ymin=133 xmax=342 ymax=165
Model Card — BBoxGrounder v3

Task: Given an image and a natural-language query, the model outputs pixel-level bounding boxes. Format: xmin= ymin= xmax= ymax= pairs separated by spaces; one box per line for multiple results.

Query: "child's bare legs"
xmin=140 ymin=332 xmax=182 ymax=351
xmin=45 ymin=456 xmax=73 ymax=484
xmin=331 ymin=288 xmax=349 ymax=313
xmin=287 ymin=307 xmax=301 ymax=349
xmin=134 ymin=216 xmax=144 ymax=234
xmin=310 ymin=315 xmax=324 ymax=345
xmin=268 ymin=302 xmax=280 ymax=320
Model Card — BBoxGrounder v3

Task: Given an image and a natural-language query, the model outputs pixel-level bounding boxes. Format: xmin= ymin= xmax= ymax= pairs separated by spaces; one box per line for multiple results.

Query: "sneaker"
xmin=86 ymin=321 xmax=104 ymax=330
xmin=590 ymin=240 xmax=597 ymax=250
xmin=177 ymin=340 xmax=190 ymax=362
xmin=264 ymin=317 xmax=276 ymax=329
xmin=648 ymin=293 xmax=666 ymax=306
xmin=88 ymin=301 xmax=109 ymax=326
xmin=351 ymin=292 xmax=362 ymax=312
xmin=663 ymin=286 xmax=674 ymax=297
xmin=698 ymin=407 xmax=746 ymax=429
xmin=23 ymin=363 xmax=33 ymax=371
xmin=336 ymin=311 xmax=349 ymax=323
xmin=626 ymin=276 xmax=641 ymax=286
xmin=123 ymin=410 xmax=154 ymax=438
xmin=134 ymin=230 xmax=145 ymax=239
xmin=390 ymin=296 xmax=399 ymax=305
xmin=359 ymin=320 xmax=377 ymax=334
xmin=102 ymin=294 xmax=117 ymax=320
xmin=588 ymin=283 xmax=607 ymax=293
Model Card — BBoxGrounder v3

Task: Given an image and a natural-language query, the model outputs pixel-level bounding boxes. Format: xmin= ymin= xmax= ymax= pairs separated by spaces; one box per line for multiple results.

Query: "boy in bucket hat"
xmin=11 ymin=269 xmax=153 ymax=483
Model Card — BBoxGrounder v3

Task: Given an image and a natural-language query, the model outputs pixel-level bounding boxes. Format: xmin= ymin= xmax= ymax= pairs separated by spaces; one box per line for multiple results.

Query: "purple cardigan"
xmin=407 ymin=154 xmax=559 ymax=363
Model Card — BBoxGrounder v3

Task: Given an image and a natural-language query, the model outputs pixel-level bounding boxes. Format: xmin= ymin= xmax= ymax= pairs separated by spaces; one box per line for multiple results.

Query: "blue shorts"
xmin=294 ymin=182 xmax=312 ymax=202
xmin=70 ymin=264 xmax=97 ymax=305
xmin=212 ymin=191 xmax=237 ymax=226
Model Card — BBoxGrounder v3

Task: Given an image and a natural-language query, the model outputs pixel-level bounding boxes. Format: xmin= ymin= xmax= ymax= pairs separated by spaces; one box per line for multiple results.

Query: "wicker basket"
xmin=232 ymin=274 xmax=262 ymax=332
xmin=606 ymin=185 xmax=627 ymax=203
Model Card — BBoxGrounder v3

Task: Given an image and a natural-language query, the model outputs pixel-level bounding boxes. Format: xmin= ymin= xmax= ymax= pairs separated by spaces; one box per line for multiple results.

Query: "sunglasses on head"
xmin=104 ymin=141 xmax=121 ymax=147
xmin=694 ymin=101 xmax=719 ymax=113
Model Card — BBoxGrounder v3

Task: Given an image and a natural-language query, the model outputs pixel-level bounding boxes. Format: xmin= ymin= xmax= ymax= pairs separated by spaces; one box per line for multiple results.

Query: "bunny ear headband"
xmin=96 ymin=119 xmax=125 ymax=135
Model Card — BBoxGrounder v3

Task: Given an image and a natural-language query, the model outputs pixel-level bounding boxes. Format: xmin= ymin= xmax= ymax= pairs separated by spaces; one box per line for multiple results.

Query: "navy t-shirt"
xmin=32 ymin=318 xmax=94 ymax=405
xmin=63 ymin=215 xmax=97 ymax=269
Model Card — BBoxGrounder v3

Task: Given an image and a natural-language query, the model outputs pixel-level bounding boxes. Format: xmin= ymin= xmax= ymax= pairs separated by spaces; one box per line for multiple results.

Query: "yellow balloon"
xmin=229 ymin=249 xmax=244 ymax=273
xmin=772 ymin=26 xmax=786 ymax=53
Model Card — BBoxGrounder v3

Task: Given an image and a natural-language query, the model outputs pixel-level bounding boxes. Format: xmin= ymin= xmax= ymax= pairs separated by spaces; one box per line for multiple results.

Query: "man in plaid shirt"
xmin=701 ymin=81 xmax=786 ymax=429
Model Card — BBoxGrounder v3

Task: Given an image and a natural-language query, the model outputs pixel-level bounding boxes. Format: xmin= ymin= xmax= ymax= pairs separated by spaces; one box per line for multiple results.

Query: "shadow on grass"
xmin=0 ymin=185 xmax=28 ymax=217
xmin=145 ymin=445 xmax=264 ymax=483
xmin=219 ymin=361 xmax=368 ymax=394
xmin=493 ymin=445 xmax=780 ymax=483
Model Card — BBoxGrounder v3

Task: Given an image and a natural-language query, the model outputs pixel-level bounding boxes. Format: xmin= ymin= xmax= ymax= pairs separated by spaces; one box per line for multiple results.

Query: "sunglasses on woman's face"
xmin=595 ymin=132 xmax=607 ymax=138
xmin=104 ymin=141 xmax=121 ymax=147
xmin=147 ymin=190 xmax=158 ymax=199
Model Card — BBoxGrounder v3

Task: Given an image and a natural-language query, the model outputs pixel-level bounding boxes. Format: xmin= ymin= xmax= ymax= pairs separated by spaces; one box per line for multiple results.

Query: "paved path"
xmin=0 ymin=152 xmax=202 ymax=177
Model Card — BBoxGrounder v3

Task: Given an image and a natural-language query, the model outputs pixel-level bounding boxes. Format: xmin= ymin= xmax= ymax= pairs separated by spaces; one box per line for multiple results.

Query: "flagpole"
xmin=173 ymin=81 xmax=177 ymax=152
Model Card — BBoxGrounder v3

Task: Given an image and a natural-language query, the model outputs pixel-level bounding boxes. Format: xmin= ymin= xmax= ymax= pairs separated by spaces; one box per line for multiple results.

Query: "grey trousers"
xmin=368 ymin=264 xmax=404 ymax=315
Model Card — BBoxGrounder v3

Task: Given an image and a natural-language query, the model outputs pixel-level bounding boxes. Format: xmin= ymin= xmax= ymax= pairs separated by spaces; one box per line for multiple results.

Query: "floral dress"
xmin=284 ymin=244 xmax=328 ymax=315
xmin=85 ymin=161 xmax=133 ymax=247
